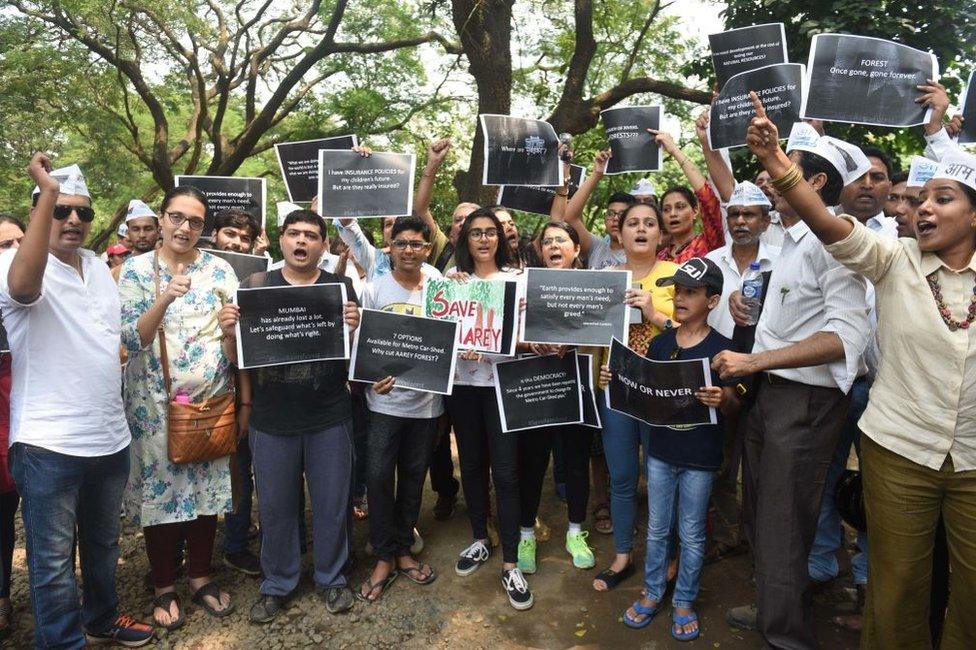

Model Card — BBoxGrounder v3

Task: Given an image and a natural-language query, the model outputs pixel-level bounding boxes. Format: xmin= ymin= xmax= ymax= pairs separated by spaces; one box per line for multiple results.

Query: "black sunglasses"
xmin=53 ymin=205 xmax=96 ymax=223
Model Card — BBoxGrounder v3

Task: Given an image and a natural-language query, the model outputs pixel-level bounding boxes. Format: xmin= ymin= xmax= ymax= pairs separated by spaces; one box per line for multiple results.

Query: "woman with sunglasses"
xmin=514 ymin=221 xmax=598 ymax=574
xmin=118 ymin=187 xmax=240 ymax=630
xmin=593 ymin=202 xmax=678 ymax=592
xmin=650 ymin=130 xmax=725 ymax=263
xmin=445 ymin=208 xmax=536 ymax=610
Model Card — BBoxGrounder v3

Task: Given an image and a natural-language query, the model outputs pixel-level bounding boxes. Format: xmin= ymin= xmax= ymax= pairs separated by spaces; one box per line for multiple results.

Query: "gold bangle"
xmin=770 ymin=164 xmax=802 ymax=192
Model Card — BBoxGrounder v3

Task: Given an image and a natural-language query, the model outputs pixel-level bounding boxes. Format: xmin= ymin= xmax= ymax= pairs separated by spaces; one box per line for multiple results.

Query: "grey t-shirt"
xmin=361 ymin=270 xmax=444 ymax=419
xmin=587 ymin=233 xmax=627 ymax=269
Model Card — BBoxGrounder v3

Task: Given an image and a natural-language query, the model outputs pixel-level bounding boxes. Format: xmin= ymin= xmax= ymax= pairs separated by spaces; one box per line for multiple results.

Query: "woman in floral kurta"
xmin=118 ymin=186 xmax=239 ymax=627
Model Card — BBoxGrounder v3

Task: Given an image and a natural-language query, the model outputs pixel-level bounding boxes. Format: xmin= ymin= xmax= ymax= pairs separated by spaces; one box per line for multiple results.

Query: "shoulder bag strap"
xmin=153 ymin=252 xmax=173 ymax=398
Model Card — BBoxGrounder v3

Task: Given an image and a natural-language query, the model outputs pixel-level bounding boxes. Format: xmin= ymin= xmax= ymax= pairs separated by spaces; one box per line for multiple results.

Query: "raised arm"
xmin=745 ymin=92 xmax=852 ymax=245
xmin=562 ymin=149 xmax=610 ymax=257
xmin=695 ymin=109 xmax=736 ymax=202
xmin=8 ymin=153 xmax=59 ymax=304
xmin=413 ymin=138 xmax=452 ymax=237
xmin=549 ymin=144 xmax=573 ymax=222
xmin=650 ymin=129 xmax=708 ymax=191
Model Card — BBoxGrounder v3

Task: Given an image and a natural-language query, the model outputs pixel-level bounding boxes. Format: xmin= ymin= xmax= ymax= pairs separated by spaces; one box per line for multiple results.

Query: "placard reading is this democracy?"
xmin=494 ymin=352 xmax=583 ymax=433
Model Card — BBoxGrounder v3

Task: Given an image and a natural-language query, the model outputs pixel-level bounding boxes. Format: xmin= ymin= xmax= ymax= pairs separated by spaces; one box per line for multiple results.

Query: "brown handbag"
xmin=153 ymin=253 xmax=237 ymax=464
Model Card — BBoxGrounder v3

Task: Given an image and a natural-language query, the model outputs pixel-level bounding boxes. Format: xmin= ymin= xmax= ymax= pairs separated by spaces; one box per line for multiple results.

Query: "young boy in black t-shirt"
xmin=618 ymin=257 xmax=739 ymax=641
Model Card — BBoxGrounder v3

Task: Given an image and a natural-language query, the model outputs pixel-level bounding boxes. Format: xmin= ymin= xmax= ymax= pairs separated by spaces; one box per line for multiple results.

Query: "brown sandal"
xmin=592 ymin=503 xmax=613 ymax=534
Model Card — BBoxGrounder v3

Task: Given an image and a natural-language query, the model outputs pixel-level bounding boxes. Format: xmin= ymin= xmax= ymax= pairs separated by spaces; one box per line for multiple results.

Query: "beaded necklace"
xmin=926 ymin=272 xmax=976 ymax=331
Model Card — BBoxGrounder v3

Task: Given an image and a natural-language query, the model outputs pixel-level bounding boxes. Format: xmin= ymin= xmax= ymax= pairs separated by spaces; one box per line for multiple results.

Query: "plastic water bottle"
xmin=741 ymin=262 xmax=764 ymax=326
xmin=174 ymin=389 xmax=190 ymax=405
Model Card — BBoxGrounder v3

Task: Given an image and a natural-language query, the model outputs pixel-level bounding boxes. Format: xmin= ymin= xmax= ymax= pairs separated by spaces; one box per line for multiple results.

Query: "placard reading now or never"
xmin=174 ymin=175 xmax=266 ymax=237
xmin=493 ymin=352 xmax=583 ymax=433
xmin=708 ymin=63 xmax=804 ymax=150
xmin=235 ymin=283 xmax=349 ymax=369
xmin=317 ymin=150 xmax=415 ymax=219
xmin=275 ymin=135 xmax=358 ymax=202
xmin=349 ymin=309 xmax=459 ymax=395
xmin=522 ymin=268 xmax=631 ymax=347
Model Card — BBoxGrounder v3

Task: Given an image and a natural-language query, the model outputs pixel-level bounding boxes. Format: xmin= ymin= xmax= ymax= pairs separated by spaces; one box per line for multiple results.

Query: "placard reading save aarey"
xmin=494 ymin=352 xmax=583 ymax=433
xmin=349 ymin=309 xmax=459 ymax=395
xmin=317 ymin=150 xmax=415 ymax=218
xmin=423 ymin=278 xmax=519 ymax=356
xmin=802 ymin=33 xmax=938 ymax=127
xmin=522 ymin=268 xmax=631 ymax=346
xmin=606 ymin=338 xmax=715 ymax=427
xmin=275 ymin=135 xmax=358 ymax=202
xmin=235 ymin=283 xmax=348 ymax=369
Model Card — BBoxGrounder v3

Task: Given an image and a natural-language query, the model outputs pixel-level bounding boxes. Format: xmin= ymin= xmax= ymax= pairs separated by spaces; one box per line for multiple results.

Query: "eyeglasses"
xmin=391 ymin=239 xmax=429 ymax=251
xmin=165 ymin=211 xmax=206 ymax=231
xmin=606 ymin=208 xmax=626 ymax=219
xmin=53 ymin=205 xmax=95 ymax=222
xmin=468 ymin=228 xmax=499 ymax=240
xmin=541 ymin=236 xmax=571 ymax=246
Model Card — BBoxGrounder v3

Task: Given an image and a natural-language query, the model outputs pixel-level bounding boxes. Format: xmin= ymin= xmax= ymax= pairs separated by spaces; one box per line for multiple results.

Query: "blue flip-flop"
xmin=623 ymin=599 xmax=661 ymax=629
xmin=671 ymin=610 xmax=700 ymax=641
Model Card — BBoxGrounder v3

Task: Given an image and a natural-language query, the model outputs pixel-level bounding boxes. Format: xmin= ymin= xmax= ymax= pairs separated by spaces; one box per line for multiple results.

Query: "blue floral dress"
xmin=119 ymin=251 xmax=238 ymax=527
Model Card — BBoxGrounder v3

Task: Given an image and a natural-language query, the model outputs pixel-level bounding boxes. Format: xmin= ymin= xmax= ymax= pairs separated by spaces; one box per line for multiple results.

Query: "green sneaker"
xmin=566 ymin=531 xmax=595 ymax=569
xmin=517 ymin=537 xmax=537 ymax=574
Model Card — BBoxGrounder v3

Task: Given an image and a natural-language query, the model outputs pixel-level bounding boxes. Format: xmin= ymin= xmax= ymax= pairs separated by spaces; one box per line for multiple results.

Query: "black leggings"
xmin=559 ymin=425 xmax=593 ymax=525
xmin=1 ymin=491 xmax=17 ymax=598
xmin=516 ymin=424 xmax=593 ymax=528
xmin=518 ymin=429 xmax=553 ymax=530
xmin=447 ymin=385 xmax=520 ymax=563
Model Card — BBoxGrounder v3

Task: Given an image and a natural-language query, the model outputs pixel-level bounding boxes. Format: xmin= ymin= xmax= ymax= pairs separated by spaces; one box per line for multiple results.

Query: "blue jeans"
xmin=808 ymin=377 xmax=869 ymax=585
xmin=643 ymin=456 xmax=714 ymax=609
xmin=223 ymin=436 xmax=254 ymax=555
xmin=599 ymin=394 xmax=649 ymax=554
xmin=9 ymin=443 xmax=129 ymax=649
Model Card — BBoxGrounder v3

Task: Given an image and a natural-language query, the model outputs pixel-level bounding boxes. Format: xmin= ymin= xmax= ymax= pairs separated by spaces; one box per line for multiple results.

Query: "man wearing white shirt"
xmin=713 ymin=124 xmax=871 ymax=650
xmin=1 ymin=157 xmax=151 ymax=648
xmin=706 ymin=182 xmax=780 ymax=339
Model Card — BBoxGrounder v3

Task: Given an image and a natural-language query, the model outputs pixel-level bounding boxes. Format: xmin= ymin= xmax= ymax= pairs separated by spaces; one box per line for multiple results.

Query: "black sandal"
xmin=151 ymin=592 xmax=184 ymax=631
xmin=594 ymin=563 xmax=635 ymax=591
xmin=356 ymin=570 xmax=399 ymax=603
xmin=191 ymin=582 xmax=235 ymax=618
xmin=400 ymin=563 xmax=437 ymax=585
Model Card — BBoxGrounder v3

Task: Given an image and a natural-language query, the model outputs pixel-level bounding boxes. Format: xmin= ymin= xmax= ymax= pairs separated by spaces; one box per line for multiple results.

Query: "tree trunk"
xmin=451 ymin=0 xmax=514 ymax=204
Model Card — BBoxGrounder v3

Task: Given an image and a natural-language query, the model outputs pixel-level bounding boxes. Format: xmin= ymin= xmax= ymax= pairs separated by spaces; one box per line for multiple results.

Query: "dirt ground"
xmin=2 ymin=459 xmax=862 ymax=649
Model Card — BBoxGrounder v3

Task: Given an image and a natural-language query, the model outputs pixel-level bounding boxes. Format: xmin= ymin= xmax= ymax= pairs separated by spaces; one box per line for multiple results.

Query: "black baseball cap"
xmin=655 ymin=257 xmax=724 ymax=293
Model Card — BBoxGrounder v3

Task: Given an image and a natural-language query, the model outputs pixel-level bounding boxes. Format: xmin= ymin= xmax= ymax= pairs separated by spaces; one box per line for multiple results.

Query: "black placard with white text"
xmin=480 ymin=115 xmax=563 ymax=187
xmin=522 ymin=268 xmax=631 ymax=346
xmin=709 ymin=63 xmax=804 ymax=150
xmin=235 ymin=283 xmax=348 ymax=369
xmin=202 ymin=248 xmax=269 ymax=284
xmin=349 ymin=309 xmax=459 ymax=395
xmin=801 ymin=33 xmax=938 ymax=127
xmin=174 ymin=175 xmax=266 ymax=237
xmin=577 ymin=353 xmax=601 ymax=429
xmin=275 ymin=135 xmax=358 ymax=202
xmin=709 ymin=23 xmax=788 ymax=90
xmin=496 ymin=165 xmax=586 ymax=216
xmin=606 ymin=338 xmax=716 ymax=427
xmin=600 ymin=106 xmax=663 ymax=174
xmin=317 ymin=150 xmax=415 ymax=218
xmin=959 ymin=69 xmax=976 ymax=145
xmin=494 ymin=352 xmax=583 ymax=433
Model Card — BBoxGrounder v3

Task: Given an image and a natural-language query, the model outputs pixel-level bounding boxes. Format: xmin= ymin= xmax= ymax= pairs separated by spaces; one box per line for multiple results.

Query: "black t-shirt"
xmin=244 ymin=269 xmax=356 ymax=435
xmin=645 ymin=328 xmax=733 ymax=471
